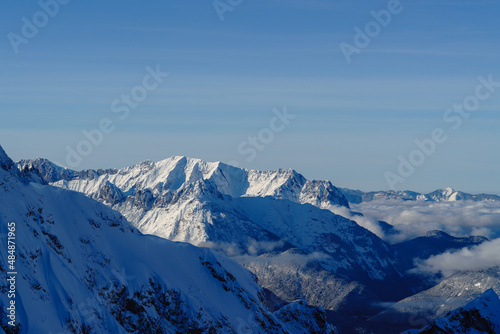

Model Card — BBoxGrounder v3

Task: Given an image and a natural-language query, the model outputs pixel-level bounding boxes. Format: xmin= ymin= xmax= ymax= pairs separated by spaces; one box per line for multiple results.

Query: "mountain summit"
xmin=0 ymin=145 xmax=14 ymax=170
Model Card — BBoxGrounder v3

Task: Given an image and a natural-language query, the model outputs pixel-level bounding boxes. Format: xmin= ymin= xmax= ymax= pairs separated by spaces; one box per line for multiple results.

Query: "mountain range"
xmin=341 ymin=188 xmax=500 ymax=204
xmin=4 ymin=149 xmax=499 ymax=333
xmin=18 ymin=157 xmax=410 ymax=318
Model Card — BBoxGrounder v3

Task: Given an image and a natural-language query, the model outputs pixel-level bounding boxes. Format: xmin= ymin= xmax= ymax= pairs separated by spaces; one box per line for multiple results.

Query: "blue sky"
xmin=1 ymin=0 xmax=499 ymax=193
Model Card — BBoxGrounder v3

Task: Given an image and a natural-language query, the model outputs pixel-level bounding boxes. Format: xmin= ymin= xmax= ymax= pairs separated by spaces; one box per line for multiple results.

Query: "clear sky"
xmin=1 ymin=0 xmax=499 ymax=193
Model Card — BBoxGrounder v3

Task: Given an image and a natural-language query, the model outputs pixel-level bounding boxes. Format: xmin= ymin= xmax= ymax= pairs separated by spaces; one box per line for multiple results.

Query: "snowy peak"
xmin=17 ymin=157 xmax=118 ymax=184
xmin=426 ymin=187 xmax=500 ymax=202
xmin=424 ymin=230 xmax=454 ymax=239
xmin=427 ymin=187 xmax=461 ymax=201
xmin=0 ymin=148 xmax=47 ymax=185
xmin=18 ymin=157 xmax=70 ymax=182
xmin=465 ymin=288 xmax=500 ymax=313
xmin=0 ymin=145 xmax=14 ymax=171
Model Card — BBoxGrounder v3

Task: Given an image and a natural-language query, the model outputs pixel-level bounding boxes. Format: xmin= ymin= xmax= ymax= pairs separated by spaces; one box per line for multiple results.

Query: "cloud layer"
xmin=328 ymin=205 xmax=386 ymax=239
xmin=352 ymin=199 xmax=500 ymax=243
xmin=413 ymin=238 xmax=500 ymax=277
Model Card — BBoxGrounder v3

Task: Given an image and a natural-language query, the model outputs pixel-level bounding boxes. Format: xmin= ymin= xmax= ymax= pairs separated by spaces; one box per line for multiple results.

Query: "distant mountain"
xmin=1 ymin=146 xmax=337 ymax=333
xmin=341 ymin=187 xmax=500 ymax=204
xmin=403 ymin=289 xmax=500 ymax=334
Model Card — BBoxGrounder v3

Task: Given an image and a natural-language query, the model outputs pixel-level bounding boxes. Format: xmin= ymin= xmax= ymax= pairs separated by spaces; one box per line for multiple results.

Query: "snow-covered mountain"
xmin=1 ymin=146 xmax=337 ymax=334
xmin=403 ymin=289 xmax=500 ymax=334
xmin=9 ymin=148 xmax=500 ymax=334
xmin=19 ymin=157 xmax=350 ymax=209
xmin=341 ymin=187 xmax=500 ymax=204
xmin=18 ymin=157 xmax=407 ymax=309
xmin=369 ymin=267 xmax=500 ymax=329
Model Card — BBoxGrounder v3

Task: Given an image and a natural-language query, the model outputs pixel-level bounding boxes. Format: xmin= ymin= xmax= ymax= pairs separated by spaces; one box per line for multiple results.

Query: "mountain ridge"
xmin=370 ymin=267 xmax=500 ymax=329
xmin=19 ymin=157 xmax=499 ymax=205
xmin=403 ymin=289 xmax=500 ymax=333
xmin=341 ymin=187 xmax=500 ymax=203
xmin=19 ymin=156 xmax=350 ymax=209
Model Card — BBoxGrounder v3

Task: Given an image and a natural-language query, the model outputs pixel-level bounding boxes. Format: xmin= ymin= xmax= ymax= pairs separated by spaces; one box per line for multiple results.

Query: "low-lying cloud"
xmin=352 ymin=199 xmax=500 ymax=243
xmin=198 ymin=238 xmax=286 ymax=257
xmin=199 ymin=239 xmax=330 ymax=269
xmin=412 ymin=238 xmax=500 ymax=277
xmin=328 ymin=205 xmax=386 ymax=239
xmin=235 ymin=251 xmax=331 ymax=268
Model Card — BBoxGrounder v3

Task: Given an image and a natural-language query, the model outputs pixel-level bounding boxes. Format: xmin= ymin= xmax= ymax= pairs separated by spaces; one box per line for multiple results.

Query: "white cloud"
xmin=198 ymin=238 xmax=286 ymax=257
xmin=235 ymin=251 xmax=330 ymax=268
xmin=412 ymin=238 xmax=500 ymax=277
xmin=352 ymin=199 xmax=500 ymax=243
xmin=328 ymin=205 xmax=386 ymax=239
